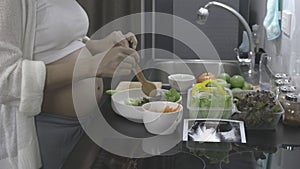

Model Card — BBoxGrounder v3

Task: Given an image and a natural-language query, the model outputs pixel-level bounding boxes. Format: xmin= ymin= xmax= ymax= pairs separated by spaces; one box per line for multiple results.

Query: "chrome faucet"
xmin=197 ymin=1 xmax=255 ymax=74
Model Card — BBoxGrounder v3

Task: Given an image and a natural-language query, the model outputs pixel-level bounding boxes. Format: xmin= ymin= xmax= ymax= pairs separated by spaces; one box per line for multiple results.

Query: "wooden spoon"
xmin=133 ymin=65 xmax=158 ymax=97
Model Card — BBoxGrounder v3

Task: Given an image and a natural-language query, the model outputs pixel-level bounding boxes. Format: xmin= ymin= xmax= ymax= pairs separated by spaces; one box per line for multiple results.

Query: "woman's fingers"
xmin=95 ymin=46 xmax=140 ymax=77
xmin=107 ymin=31 xmax=127 ymax=48
xmin=118 ymin=47 xmax=140 ymax=63
xmin=111 ymin=31 xmax=138 ymax=49
xmin=114 ymin=31 xmax=131 ymax=48
xmin=125 ymin=32 xmax=138 ymax=49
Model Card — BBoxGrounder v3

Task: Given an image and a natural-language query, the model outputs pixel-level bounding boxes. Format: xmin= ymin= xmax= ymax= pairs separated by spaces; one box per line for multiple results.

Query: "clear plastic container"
xmin=278 ymin=85 xmax=297 ymax=105
xmin=187 ymin=88 xmax=233 ymax=119
xmin=259 ymin=54 xmax=272 ymax=91
xmin=273 ymin=73 xmax=290 ymax=80
xmin=231 ymin=90 xmax=284 ymax=130
xmin=270 ymin=79 xmax=293 ymax=93
xmin=282 ymin=93 xmax=300 ymax=126
xmin=290 ymin=52 xmax=300 ymax=92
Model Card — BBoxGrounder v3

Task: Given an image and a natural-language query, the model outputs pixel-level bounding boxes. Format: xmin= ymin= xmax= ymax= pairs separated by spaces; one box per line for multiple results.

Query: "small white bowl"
xmin=168 ymin=74 xmax=195 ymax=92
xmin=142 ymin=101 xmax=183 ymax=135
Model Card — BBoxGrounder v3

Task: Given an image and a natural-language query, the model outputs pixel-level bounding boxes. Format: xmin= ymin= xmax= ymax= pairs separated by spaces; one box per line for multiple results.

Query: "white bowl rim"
xmin=168 ymin=74 xmax=195 ymax=81
xmin=112 ymin=88 xmax=182 ymax=105
xmin=143 ymin=105 xmax=183 ymax=135
xmin=142 ymin=101 xmax=183 ymax=114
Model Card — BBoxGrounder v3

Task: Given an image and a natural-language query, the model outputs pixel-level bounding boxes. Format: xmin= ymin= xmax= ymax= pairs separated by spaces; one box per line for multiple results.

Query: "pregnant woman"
xmin=0 ymin=0 xmax=138 ymax=168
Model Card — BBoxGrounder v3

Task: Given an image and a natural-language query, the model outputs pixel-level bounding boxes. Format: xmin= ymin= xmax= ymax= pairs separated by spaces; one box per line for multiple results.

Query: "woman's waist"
xmin=47 ymin=77 xmax=103 ymax=97
xmin=42 ymin=78 xmax=103 ymax=117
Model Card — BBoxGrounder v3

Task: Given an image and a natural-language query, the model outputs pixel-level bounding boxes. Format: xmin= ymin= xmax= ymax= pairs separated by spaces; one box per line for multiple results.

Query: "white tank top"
xmin=34 ymin=0 xmax=89 ymax=64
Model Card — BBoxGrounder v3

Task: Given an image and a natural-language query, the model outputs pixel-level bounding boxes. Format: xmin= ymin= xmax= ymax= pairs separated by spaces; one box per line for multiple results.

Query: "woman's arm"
xmin=85 ymin=31 xmax=138 ymax=56
xmin=44 ymin=30 xmax=139 ymax=91
xmin=42 ymin=46 xmax=139 ymax=116
xmin=0 ymin=0 xmax=24 ymax=103
xmin=44 ymin=46 xmax=140 ymax=91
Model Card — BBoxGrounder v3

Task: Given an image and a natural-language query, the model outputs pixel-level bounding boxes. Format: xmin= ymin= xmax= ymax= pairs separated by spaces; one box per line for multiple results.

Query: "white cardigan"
xmin=0 ymin=0 xmax=45 ymax=168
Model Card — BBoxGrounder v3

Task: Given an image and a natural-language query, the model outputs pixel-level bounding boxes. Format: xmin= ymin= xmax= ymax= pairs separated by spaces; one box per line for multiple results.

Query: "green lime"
xmin=242 ymin=82 xmax=252 ymax=90
xmin=218 ymin=73 xmax=231 ymax=83
xmin=230 ymin=75 xmax=245 ymax=88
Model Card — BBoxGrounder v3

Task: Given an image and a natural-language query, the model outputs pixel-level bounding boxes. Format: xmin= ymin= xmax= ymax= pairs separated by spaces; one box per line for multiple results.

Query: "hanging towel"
xmin=263 ymin=0 xmax=281 ymax=40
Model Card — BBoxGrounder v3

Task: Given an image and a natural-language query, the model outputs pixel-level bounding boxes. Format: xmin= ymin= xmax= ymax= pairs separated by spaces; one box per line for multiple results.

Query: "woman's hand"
xmin=91 ymin=46 xmax=140 ymax=78
xmin=85 ymin=31 xmax=138 ymax=55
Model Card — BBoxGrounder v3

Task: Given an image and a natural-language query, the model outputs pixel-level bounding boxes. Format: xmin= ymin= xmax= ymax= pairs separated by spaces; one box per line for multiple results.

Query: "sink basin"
xmin=143 ymin=60 xmax=241 ymax=84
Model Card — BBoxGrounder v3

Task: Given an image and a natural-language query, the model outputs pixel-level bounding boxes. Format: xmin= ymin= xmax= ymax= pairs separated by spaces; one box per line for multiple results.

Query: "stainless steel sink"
xmin=144 ymin=60 xmax=242 ymax=84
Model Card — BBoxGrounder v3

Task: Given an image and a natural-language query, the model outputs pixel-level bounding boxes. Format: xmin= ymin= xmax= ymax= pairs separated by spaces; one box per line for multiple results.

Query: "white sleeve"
xmin=0 ymin=0 xmax=46 ymax=116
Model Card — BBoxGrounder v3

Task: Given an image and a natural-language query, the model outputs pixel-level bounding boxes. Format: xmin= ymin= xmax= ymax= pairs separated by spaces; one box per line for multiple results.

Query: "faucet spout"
xmin=197 ymin=1 xmax=256 ymax=74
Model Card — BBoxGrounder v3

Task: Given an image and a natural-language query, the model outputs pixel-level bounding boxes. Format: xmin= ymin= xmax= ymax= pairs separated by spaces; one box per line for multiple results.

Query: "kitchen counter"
xmin=65 ymin=61 xmax=300 ymax=169
xmin=88 ymin=88 xmax=300 ymax=169
xmin=99 ymin=88 xmax=300 ymax=146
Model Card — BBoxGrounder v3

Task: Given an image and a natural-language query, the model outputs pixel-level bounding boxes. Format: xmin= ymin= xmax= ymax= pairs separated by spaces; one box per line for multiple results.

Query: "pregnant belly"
xmin=42 ymin=78 xmax=103 ymax=117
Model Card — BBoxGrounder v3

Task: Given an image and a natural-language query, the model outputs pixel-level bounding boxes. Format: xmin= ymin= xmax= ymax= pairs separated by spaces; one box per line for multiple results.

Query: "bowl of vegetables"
xmin=142 ymin=101 xmax=183 ymax=135
xmin=111 ymin=88 xmax=181 ymax=122
xmin=231 ymin=90 xmax=284 ymax=130
xmin=187 ymin=80 xmax=233 ymax=119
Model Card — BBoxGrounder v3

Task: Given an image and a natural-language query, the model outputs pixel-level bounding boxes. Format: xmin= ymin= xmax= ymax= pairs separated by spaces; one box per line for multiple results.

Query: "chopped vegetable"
xmin=124 ymin=97 xmax=150 ymax=106
xmin=189 ymin=80 xmax=232 ymax=119
xmin=190 ymin=91 xmax=232 ymax=108
xmin=232 ymin=90 xmax=282 ymax=128
xmin=106 ymin=90 xmax=118 ymax=95
xmin=192 ymin=79 xmax=226 ymax=95
xmin=164 ymin=88 xmax=181 ymax=102
xmin=124 ymin=88 xmax=181 ymax=106
xmin=163 ymin=105 xmax=181 ymax=113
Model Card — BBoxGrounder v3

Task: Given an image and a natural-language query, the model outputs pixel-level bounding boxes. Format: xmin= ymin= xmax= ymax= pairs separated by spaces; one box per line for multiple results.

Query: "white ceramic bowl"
xmin=168 ymin=74 xmax=195 ymax=92
xmin=111 ymin=88 xmax=181 ymax=123
xmin=142 ymin=101 xmax=183 ymax=135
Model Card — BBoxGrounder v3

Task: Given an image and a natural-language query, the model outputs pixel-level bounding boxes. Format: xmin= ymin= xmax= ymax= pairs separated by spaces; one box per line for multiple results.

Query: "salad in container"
xmin=187 ymin=80 xmax=233 ymax=119
xmin=231 ymin=90 xmax=284 ymax=130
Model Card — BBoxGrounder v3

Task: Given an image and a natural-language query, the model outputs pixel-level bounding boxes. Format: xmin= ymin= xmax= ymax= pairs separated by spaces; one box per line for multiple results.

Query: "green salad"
xmin=124 ymin=97 xmax=150 ymax=106
xmin=232 ymin=90 xmax=282 ymax=129
xmin=189 ymin=80 xmax=233 ymax=119
xmin=190 ymin=90 xmax=232 ymax=109
xmin=124 ymin=88 xmax=180 ymax=106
